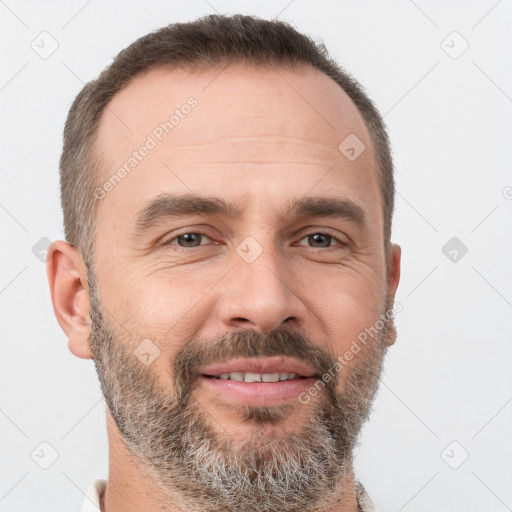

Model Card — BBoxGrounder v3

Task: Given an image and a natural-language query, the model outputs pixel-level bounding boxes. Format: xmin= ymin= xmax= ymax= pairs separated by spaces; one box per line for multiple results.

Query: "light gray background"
xmin=1 ymin=1 xmax=511 ymax=511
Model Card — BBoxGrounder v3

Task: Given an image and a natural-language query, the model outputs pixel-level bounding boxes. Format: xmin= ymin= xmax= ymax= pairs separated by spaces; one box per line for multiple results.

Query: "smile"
xmin=205 ymin=372 xmax=309 ymax=382
xmin=198 ymin=357 xmax=319 ymax=405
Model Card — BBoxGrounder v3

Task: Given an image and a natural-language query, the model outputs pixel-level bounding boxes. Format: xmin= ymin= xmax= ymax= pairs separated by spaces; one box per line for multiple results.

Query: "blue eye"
xmin=167 ymin=233 xmax=213 ymax=248
xmin=164 ymin=231 xmax=345 ymax=250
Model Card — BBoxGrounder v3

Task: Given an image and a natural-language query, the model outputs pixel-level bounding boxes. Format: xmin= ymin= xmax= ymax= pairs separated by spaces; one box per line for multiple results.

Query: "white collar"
xmin=80 ymin=479 xmax=106 ymax=512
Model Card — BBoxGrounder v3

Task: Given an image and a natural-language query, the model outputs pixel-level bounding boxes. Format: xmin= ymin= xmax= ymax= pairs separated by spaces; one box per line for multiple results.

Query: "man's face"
xmin=88 ymin=64 xmax=400 ymax=510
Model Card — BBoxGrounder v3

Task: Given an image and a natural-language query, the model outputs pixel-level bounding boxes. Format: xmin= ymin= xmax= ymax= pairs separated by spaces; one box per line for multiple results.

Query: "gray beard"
xmin=87 ymin=269 xmax=388 ymax=512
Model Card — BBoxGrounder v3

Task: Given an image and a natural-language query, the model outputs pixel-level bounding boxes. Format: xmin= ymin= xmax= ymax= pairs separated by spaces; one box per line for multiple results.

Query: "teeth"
xmin=261 ymin=372 xmax=280 ymax=382
xmin=244 ymin=372 xmax=261 ymax=383
xmin=213 ymin=372 xmax=300 ymax=382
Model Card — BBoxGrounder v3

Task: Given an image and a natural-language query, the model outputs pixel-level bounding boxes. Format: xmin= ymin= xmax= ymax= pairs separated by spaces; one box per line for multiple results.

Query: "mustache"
xmin=172 ymin=328 xmax=339 ymax=398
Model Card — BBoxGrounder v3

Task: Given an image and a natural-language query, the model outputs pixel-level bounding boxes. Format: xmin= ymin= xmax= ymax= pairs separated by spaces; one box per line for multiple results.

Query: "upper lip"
xmin=199 ymin=357 xmax=317 ymax=378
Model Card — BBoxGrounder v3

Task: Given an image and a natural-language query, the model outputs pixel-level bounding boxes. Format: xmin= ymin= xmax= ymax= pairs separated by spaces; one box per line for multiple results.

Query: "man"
xmin=47 ymin=14 xmax=401 ymax=512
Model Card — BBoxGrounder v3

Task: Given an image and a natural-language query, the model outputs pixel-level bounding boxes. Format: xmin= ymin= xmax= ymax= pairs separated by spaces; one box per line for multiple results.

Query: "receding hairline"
xmin=90 ymin=59 xmax=377 ymax=191
xmin=60 ymin=15 xmax=395 ymax=269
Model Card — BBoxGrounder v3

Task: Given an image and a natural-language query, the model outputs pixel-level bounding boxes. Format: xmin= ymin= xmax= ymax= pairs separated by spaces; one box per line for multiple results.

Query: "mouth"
xmin=198 ymin=357 xmax=320 ymax=406
xmin=204 ymin=371 xmax=310 ymax=382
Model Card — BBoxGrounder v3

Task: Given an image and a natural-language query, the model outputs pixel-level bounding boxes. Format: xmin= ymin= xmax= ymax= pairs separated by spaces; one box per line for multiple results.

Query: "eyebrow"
xmin=133 ymin=192 xmax=368 ymax=234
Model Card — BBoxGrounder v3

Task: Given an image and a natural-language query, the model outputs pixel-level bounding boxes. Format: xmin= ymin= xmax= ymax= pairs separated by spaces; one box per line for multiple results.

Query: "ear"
xmin=387 ymin=243 xmax=401 ymax=301
xmin=384 ymin=243 xmax=401 ymax=346
xmin=46 ymin=240 xmax=93 ymax=359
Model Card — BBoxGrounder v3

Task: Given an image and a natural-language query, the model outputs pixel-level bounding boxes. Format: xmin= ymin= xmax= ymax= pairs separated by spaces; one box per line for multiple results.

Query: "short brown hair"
xmin=60 ymin=14 xmax=394 ymax=267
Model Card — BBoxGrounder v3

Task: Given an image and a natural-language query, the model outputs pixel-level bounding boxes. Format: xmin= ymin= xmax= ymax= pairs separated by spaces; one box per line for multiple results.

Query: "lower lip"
xmin=198 ymin=375 xmax=317 ymax=406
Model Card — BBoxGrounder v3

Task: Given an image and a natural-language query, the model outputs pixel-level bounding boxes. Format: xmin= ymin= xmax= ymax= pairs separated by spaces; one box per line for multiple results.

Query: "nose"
xmin=218 ymin=245 xmax=307 ymax=334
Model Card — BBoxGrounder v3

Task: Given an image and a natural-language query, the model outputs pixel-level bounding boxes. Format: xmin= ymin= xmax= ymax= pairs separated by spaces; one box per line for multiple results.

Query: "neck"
xmin=102 ymin=413 xmax=360 ymax=512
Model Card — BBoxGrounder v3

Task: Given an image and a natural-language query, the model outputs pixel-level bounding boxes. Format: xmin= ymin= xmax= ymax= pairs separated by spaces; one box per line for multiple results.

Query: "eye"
xmin=166 ymin=232 xmax=213 ymax=248
xmin=296 ymin=232 xmax=345 ymax=249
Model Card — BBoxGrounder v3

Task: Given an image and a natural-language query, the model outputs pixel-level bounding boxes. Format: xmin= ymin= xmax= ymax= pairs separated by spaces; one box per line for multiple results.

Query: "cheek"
xmin=312 ymin=280 xmax=386 ymax=395
xmin=322 ymin=293 xmax=383 ymax=350
xmin=300 ymin=265 xmax=385 ymax=350
xmin=98 ymin=264 xmax=220 ymax=369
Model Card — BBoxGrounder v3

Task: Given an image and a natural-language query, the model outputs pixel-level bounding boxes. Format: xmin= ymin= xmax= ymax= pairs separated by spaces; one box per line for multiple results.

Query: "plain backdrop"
xmin=1 ymin=1 xmax=511 ymax=511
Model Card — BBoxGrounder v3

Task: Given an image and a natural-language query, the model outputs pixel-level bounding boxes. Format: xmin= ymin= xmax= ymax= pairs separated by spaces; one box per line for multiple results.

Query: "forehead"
xmin=97 ymin=63 xmax=370 ymax=149
xmin=94 ymin=63 xmax=381 ymax=230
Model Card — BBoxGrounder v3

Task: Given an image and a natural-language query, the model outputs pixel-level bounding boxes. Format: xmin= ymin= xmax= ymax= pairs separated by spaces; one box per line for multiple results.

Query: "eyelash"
xmin=164 ymin=231 xmax=347 ymax=250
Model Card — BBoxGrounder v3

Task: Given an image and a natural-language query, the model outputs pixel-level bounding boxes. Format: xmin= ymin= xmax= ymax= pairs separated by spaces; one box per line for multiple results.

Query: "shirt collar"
xmin=80 ymin=479 xmax=106 ymax=512
xmin=356 ymin=480 xmax=377 ymax=512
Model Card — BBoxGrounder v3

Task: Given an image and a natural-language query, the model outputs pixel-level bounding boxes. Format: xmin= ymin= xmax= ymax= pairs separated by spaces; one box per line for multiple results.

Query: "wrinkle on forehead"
xmin=95 ymin=63 xmax=374 ymax=178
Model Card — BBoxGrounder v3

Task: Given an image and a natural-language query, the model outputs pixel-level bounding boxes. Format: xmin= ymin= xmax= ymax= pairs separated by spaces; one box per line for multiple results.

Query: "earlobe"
xmin=46 ymin=240 xmax=93 ymax=359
